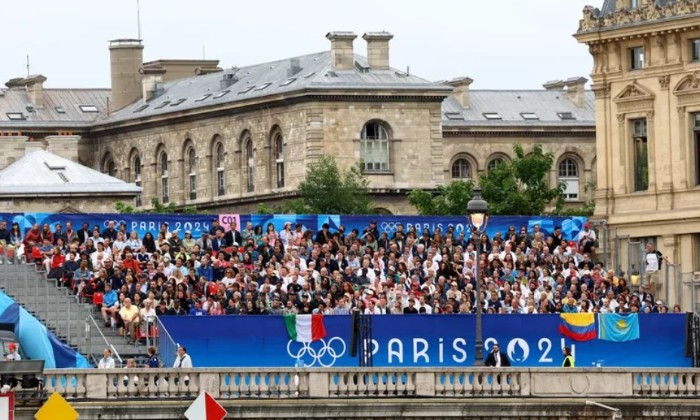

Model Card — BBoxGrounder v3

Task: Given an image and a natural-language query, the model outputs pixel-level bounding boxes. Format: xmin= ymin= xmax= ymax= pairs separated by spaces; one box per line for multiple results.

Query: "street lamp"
xmin=467 ymin=187 xmax=489 ymax=366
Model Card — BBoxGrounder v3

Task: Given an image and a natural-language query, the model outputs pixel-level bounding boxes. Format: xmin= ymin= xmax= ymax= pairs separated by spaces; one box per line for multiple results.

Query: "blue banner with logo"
xmin=159 ymin=314 xmax=689 ymax=368
xmin=0 ymin=213 xmax=587 ymax=242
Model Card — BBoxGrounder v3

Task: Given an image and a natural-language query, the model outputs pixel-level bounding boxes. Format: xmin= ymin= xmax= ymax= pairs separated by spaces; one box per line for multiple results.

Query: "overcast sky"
xmin=1 ymin=0 xmax=593 ymax=90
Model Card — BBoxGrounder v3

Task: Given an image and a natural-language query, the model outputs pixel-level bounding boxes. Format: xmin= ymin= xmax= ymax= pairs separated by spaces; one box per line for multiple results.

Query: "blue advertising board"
xmin=0 ymin=213 xmax=587 ymax=242
xmin=159 ymin=314 xmax=689 ymax=368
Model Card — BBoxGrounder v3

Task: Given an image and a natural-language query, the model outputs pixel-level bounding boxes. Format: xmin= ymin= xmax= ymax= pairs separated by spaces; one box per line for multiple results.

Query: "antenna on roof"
xmin=203 ymin=46 xmax=206 ymax=60
xmin=136 ymin=0 xmax=142 ymax=40
xmin=26 ymin=55 xmax=30 ymax=76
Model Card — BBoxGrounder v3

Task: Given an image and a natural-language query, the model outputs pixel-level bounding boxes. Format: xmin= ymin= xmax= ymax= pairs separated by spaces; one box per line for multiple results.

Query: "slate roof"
xmin=441 ymin=90 xmax=595 ymax=128
xmin=0 ymin=88 xmax=109 ymax=128
xmin=98 ymin=51 xmax=451 ymax=125
xmin=0 ymin=150 xmax=141 ymax=196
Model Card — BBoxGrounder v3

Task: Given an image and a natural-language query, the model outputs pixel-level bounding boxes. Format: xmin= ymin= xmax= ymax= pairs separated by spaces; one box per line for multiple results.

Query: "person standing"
xmin=644 ymin=242 xmax=671 ymax=296
xmin=98 ymin=348 xmax=115 ymax=369
xmin=484 ymin=342 xmax=511 ymax=367
xmin=173 ymin=346 xmax=193 ymax=368
xmin=562 ymin=346 xmax=575 ymax=367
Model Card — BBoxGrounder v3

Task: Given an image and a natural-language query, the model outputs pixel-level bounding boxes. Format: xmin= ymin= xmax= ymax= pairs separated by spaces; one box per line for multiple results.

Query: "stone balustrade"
xmin=39 ymin=367 xmax=700 ymax=401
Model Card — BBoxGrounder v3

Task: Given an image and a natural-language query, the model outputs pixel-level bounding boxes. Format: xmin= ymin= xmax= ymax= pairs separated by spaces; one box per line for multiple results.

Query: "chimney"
xmin=109 ymin=39 xmax=144 ymax=111
xmin=195 ymin=66 xmax=223 ymax=76
xmin=563 ymin=77 xmax=588 ymax=107
xmin=542 ymin=80 xmax=565 ymax=91
xmin=23 ymin=75 xmax=47 ymax=108
xmin=362 ymin=32 xmax=394 ymax=70
xmin=219 ymin=70 xmax=239 ymax=90
xmin=287 ymin=58 xmax=302 ymax=77
xmin=140 ymin=67 xmax=166 ymax=103
xmin=326 ymin=32 xmax=357 ymax=70
xmin=446 ymin=77 xmax=474 ymax=108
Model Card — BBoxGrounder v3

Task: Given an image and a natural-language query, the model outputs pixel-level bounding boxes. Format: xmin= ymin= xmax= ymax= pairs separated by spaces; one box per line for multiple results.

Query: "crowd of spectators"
xmin=0 ymin=217 xmax=681 ymax=340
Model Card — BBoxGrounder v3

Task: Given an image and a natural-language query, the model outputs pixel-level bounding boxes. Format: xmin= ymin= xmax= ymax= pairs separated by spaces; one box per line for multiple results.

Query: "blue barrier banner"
xmin=159 ymin=314 xmax=689 ymax=368
xmin=0 ymin=213 xmax=588 ymax=242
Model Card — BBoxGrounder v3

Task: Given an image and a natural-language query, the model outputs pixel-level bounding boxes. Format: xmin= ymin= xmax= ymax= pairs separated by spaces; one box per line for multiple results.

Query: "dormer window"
xmin=79 ymin=105 xmax=98 ymax=113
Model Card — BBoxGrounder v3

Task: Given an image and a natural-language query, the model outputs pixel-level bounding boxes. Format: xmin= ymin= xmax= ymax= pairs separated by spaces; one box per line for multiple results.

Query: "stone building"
xmin=0 ymin=32 xmax=596 ymax=215
xmin=576 ymin=0 xmax=700 ymax=309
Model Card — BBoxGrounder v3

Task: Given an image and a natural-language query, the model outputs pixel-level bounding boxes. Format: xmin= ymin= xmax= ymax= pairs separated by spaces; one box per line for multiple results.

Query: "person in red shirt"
xmin=121 ymin=252 xmax=141 ymax=275
xmin=23 ymin=224 xmax=43 ymax=261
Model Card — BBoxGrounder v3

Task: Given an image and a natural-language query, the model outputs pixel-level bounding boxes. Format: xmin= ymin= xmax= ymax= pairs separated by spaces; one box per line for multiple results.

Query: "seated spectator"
xmin=119 ymin=298 xmax=140 ymax=343
xmin=101 ymin=283 xmax=120 ymax=327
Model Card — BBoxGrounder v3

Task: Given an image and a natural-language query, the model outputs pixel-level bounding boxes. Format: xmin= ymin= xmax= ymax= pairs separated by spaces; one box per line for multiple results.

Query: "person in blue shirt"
xmin=189 ymin=300 xmax=207 ymax=316
xmin=146 ymin=346 xmax=160 ymax=368
xmin=100 ymin=283 xmax=119 ymax=327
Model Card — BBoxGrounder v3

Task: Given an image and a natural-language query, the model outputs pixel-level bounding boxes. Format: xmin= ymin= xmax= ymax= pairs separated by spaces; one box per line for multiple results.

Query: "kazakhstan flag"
xmin=598 ymin=313 xmax=640 ymax=342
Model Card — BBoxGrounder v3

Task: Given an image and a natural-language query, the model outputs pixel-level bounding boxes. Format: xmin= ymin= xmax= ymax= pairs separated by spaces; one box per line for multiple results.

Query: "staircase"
xmin=0 ymin=262 xmax=147 ymax=366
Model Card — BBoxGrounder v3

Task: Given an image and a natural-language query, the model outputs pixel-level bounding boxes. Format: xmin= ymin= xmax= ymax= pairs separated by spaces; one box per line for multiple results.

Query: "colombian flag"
xmin=558 ymin=313 xmax=597 ymax=341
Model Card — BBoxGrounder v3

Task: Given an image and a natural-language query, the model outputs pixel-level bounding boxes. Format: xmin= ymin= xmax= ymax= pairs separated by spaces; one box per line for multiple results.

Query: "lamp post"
xmin=467 ymin=187 xmax=489 ymax=366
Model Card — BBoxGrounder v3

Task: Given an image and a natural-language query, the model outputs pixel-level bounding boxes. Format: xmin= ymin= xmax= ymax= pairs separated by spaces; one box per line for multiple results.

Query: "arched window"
xmin=133 ymin=156 xmax=142 ymax=207
xmin=245 ymin=137 xmax=255 ymax=192
xmin=487 ymin=158 xmax=505 ymax=172
xmin=160 ymin=151 xmax=169 ymax=203
xmin=102 ymin=153 xmax=116 ymax=177
xmin=558 ymin=158 xmax=580 ymax=201
xmin=451 ymin=158 xmax=471 ymax=179
xmin=187 ymin=147 xmax=197 ymax=200
xmin=360 ymin=121 xmax=390 ymax=172
xmin=215 ymin=142 xmax=225 ymax=196
xmin=274 ymin=133 xmax=285 ymax=188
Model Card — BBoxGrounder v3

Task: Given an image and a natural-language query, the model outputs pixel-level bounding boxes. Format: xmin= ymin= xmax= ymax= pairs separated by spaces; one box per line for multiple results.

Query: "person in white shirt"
xmin=173 ymin=345 xmax=193 ymax=386
xmin=4 ymin=343 xmax=20 ymax=361
xmin=98 ymin=348 xmax=115 ymax=369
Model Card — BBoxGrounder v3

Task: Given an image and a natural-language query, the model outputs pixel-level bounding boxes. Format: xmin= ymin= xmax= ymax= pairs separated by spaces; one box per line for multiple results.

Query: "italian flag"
xmin=284 ymin=314 xmax=326 ymax=343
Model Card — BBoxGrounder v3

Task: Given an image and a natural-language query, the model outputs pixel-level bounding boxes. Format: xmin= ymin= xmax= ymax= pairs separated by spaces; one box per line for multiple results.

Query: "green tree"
xmin=408 ymin=181 xmax=473 ymax=216
xmin=292 ymin=156 xmax=374 ymax=214
xmin=115 ymin=197 xmax=199 ymax=214
xmin=479 ymin=144 xmax=565 ymax=215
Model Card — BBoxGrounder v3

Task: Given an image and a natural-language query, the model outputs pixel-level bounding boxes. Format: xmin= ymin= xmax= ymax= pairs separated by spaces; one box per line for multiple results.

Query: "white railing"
xmin=38 ymin=368 xmax=700 ymax=400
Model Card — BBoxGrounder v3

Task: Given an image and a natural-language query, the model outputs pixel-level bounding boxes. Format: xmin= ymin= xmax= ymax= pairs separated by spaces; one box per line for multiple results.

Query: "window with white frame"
xmin=274 ymin=133 xmax=285 ymax=188
xmin=245 ymin=138 xmax=255 ymax=192
xmin=160 ymin=152 xmax=169 ymax=203
xmin=632 ymin=119 xmax=649 ymax=191
xmin=133 ymin=156 xmax=142 ymax=207
xmin=187 ymin=148 xmax=197 ymax=200
xmin=360 ymin=121 xmax=390 ymax=172
xmin=558 ymin=158 xmax=580 ymax=201
xmin=451 ymin=158 xmax=471 ymax=179
xmin=215 ymin=143 xmax=225 ymax=196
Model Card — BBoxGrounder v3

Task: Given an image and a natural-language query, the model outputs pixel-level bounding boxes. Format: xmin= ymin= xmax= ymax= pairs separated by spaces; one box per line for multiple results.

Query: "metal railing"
xmin=155 ymin=316 xmax=178 ymax=368
xmin=85 ymin=314 xmax=123 ymax=368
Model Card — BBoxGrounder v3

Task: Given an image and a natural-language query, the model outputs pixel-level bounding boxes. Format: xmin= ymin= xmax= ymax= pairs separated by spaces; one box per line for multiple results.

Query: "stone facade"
xmin=0 ymin=31 xmax=598 ymax=217
xmin=576 ymin=0 xmax=700 ymax=309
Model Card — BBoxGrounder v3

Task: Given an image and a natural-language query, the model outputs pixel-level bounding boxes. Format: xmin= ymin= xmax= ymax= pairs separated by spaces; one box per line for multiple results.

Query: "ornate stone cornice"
xmin=578 ymin=1 xmax=700 ymax=33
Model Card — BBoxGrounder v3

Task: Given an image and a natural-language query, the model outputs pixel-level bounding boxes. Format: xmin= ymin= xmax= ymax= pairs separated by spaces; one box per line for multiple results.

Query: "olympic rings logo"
xmin=103 ymin=220 xmax=126 ymax=228
xmin=287 ymin=337 xmax=346 ymax=367
xmin=381 ymin=222 xmax=399 ymax=233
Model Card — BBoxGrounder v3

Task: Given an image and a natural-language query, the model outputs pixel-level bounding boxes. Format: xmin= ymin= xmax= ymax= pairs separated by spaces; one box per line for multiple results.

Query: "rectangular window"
xmin=189 ymin=174 xmax=197 ymax=200
xmin=630 ymin=0 xmax=639 ymax=8
xmin=161 ymin=177 xmax=169 ymax=203
xmin=79 ymin=105 xmax=99 ymax=113
xmin=630 ymin=47 xmax=644 ymax=70
xmin=135 ymin=179 xmax=142 ymax=207
xmin=632 ymin=119 xmax=649 ymax=191
xmin=6 ymin=112 xmax=25 ymax=120
xmin=692 ymin=39 xmax=700 ymax=62
xmin=482 ymin=112 xmax=501 ymax=120
xmin=217 ymin=170 xmax=225 ymax=196
xmin=693 ymin=113 xmax=700 ymax=186
xmin=557 ymin=112 xmax=576 ymax=120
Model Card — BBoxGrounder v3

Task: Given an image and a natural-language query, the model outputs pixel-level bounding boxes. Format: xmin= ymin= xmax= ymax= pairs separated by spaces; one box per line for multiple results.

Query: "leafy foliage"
xmin=294 ymin=156 xmax=374 ymax=214
xmin=408 ymin=181 xmax=473 ymax=216
xmin=479 ymin=144 xmax=564 ymax=216
xmin=479 ymin=144 xmax=565 ymax=215
xmin=556 ymin=181 xmax=596 ymax=217
xmin=408 ymin=144 xmax=566 ymax=216
xmin=115 ymin=197 xmax=199 ymax=214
